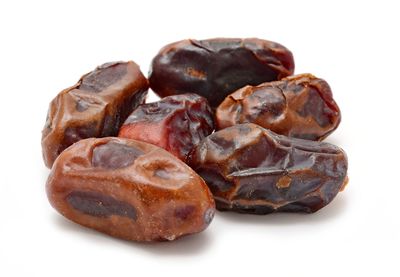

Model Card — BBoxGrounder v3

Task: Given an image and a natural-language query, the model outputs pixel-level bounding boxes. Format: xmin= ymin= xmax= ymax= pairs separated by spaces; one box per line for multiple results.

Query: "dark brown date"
xmin=41 ymin=61 xmax=149 ymax=168
xmin=46 ymin=137 xmax=215 ymax=241
xmin=188 ymin=123 xmax=348 ymax=214
xmin=216 ymin=74 xmax=341 ymax=141
xmin=118 ymin=93 xmax=214 ymax=162
xmin=149 ymin=38 xmax=295 ymax=107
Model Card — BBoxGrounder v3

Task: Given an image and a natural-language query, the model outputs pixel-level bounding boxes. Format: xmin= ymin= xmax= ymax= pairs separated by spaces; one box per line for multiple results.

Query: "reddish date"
xmin=188 ymin=123 xmax=348 ymax=214
xmin=149 ymin=38 xmax=295 ymax=107
xmin=46 ymin=137 xmax=215 ymax=241
xmin=118 ymin=93 xmax=214 ymax=162
xmin=216 ymin=74 xmax=341 ymax=141
xmin=41 ymin=61 xmax=149 ymax=168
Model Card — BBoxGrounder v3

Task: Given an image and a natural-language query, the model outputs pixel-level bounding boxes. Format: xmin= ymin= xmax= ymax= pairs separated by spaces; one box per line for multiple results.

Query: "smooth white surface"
xmin=0 ymin=0 xmax=399 ymax=276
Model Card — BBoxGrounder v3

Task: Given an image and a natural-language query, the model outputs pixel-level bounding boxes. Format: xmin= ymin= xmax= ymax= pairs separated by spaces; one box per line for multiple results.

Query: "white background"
xmin=1 ymin=0 xmax=399 ymax=276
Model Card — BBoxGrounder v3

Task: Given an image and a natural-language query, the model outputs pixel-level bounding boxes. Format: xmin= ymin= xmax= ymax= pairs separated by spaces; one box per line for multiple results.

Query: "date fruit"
xmin=188 ymin=123 xmax=348 ymax=214
xmin=216 ymin=74 xmax=341 ymax=141
xmin=46 ymin=137 xmax=215 ymax=241
xmin=41 ymin=61 xmax=149 ymax=168
xmin=149 ymin=38 xmax=295 ymax=107
xmin=118 ymin=93 xmax=214 ymax=162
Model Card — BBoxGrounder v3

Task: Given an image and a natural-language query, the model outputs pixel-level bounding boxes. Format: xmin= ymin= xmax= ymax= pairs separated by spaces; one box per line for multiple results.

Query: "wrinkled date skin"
xmin=188 ymin=123 xmax=348 ymax=214
xmin=118 ymin=93 xmax=214 ymax=162
xmin=149 ymin=38 xmax=295 ymax=107
xmin=216 ymin=74 xmax=341 ymax=141
xmin=41 ymin=61 xmax=149 ymax=168
xmin=46 ymin=137 xmax=215 ymax=241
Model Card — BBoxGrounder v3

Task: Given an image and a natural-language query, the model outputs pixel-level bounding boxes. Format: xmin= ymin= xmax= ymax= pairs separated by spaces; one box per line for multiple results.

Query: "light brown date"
xmin=46 ymin=137 xmax=215 ymax=241
xmin=41 ymin=61 xmax=148 ymax=168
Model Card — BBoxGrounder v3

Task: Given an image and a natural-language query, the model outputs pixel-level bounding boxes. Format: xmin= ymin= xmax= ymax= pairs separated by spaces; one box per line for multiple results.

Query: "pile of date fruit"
xmin=42 ymin=38 xmax=348 ymax=242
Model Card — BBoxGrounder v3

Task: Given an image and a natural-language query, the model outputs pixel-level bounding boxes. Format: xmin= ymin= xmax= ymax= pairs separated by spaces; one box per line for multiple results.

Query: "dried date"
xmin=46 ymin=137 xmax=215 ymax=241
xmin=188 ymin=123 xmax=348 ymax=214
xmin=41 ymin=61 xmax=149 ymax=168
xmin=149 ymin=38 xmax=295 ymax=107
xmin=216 ymin=74 xmax=341 ymax=140
xmin=118 ymin=93 xmax=214 ymax=162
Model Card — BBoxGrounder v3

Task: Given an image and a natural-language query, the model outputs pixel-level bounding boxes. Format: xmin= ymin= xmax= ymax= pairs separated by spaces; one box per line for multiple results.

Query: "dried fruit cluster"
xmin=42 ymin=38 xmax=348 ymax=242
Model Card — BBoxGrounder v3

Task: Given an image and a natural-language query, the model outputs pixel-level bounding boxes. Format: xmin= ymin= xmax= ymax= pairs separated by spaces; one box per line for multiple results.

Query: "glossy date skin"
xmin=149 ymin=38 xmax=295 ymax=107
xmin=216 ymin=74 xmax=341 ymax=141
xmin=46 ymin=137 xmax=215 ymax=242
xmin=188 ymin=123 xmax=348 ymax=214
xmin=118 ymin=93 xmax=214 ymax=162
xmin=41 ymin=61 xmax=149 ymax=168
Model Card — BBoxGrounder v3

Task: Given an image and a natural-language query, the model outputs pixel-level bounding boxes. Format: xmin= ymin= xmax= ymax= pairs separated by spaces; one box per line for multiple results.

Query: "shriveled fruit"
xmin=118 ymin=93 xmax=214 ymax=162
xmin=46 ymin=137 xmax=215 ymax=241
xmin=41 ymin=61 xmax=148 ymax=168
xmin=188 ymin=123 xmax=348 ymax=214
xmin=149 ymin=38 xmax=294 ymax=107
xmin=216 ymin=74 xmax=341 ymax=140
